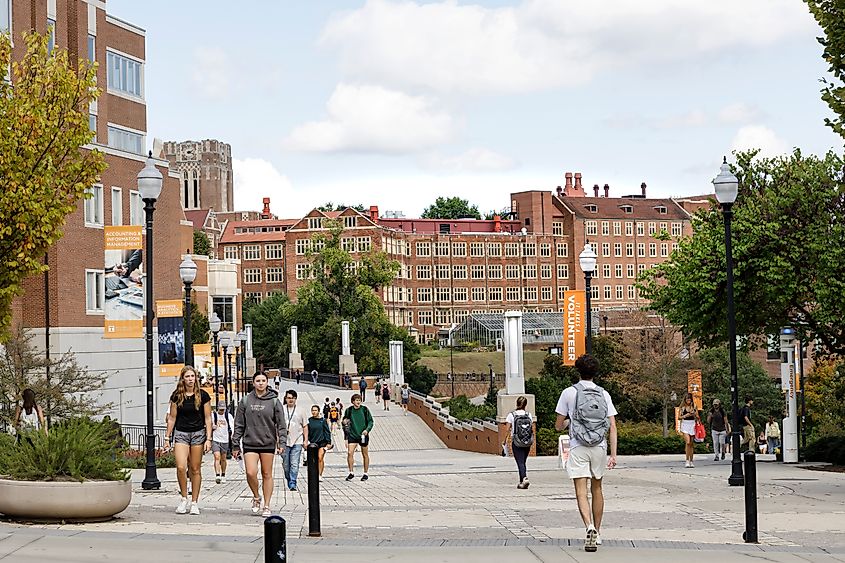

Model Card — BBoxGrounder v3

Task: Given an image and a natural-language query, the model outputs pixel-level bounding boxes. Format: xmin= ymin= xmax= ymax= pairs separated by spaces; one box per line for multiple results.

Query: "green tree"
xmin=193 ymin=230 xmax=212 ymax=257
xmin=189 ymin=301 xmax=209 ymax=347
xmin=804 ymin=359 xmax=845 ymax=438
xmin=804 ymin=1 xmax=845 ymax=140
xmin=640 ymin=150 xmax=845 ymax=356
xmin=0 ymin=32 xmax=106 ymax=339
xmin=421 ymin=197 xmax=482 ymax=219
xmin=406 ymin=363 xmax=437 ymax=395
xmin=243 ymin=292 xmax=290 ymax=369
xmin=317 ymin=202 xmax=366 ymax=213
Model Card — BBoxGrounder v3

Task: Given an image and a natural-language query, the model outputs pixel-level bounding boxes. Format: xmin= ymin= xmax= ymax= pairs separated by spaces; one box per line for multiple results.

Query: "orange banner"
xmin=563 ymin=290 xmax=586 ymax=366
xmin=688 ymin=369 xmax=703 ymax=410
xmin=156 ymin=300 xmax=183 ymax=318
xmin=160 ymin=363 xmax=184 ymax=378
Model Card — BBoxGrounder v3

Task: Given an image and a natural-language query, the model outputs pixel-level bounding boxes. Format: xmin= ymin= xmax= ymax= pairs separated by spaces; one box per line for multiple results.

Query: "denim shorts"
xmin=174 ymin=429 xmax=206 ymax=446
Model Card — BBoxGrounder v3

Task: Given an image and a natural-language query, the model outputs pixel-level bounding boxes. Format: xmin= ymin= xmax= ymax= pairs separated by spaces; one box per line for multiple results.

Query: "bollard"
xmin=743 ymin=450 xmax=758 ymax=543
xmin=307 ymin=443 xmax=321 ymax=537
xmin=264 ymin=515 xmax=286 ymax=562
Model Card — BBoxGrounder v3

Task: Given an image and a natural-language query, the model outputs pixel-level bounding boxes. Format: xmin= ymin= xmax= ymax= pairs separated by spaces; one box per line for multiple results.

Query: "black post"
xmin=141 ymin=199 xmax=161 ymax=490
xmin=44 ymin=253 xmax=51 ymax=427
xmin=743 ymin=451 xmax=758 ymax=543
xmin=183 ymin=281 xmax=193 ymax=367
xmin=584 ymin=271 xmax=593 ymax=354
xmin=307 ymin=443 xmax=321 ymax=537
xmin=212 ymin=332 xmax=220 ymax=407
xmin=263 ymin=515 xmax=286 ymax=562
xmin=798 ymin=338 xmax=806 ymax=461
xmin=488 ymin=363 xmax=493 ymax=397
xmin=603 ymin=315 xmax=608 ymax=336
xmin=723 ymin=203 xmax=744 ymax=487
xmin=449 ymin=331 xmax=454 ymax=397
xmin=223 ymin=346 xmax=230 ymax=412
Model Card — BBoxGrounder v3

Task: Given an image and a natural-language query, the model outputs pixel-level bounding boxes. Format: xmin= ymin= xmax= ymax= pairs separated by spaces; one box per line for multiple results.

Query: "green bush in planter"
xmin=0 ymin=418 xmax=129 ymax=482
xmin=804 ymin=435 xmax=845 ymax=465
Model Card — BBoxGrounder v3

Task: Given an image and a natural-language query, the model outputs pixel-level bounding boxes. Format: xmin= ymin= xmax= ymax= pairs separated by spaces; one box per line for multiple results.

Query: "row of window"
xmin=583 ymin=220 xmax=684 ymax=238
xmin=243 ymin=268 xmax=285 ymax=284
xmin=415 ymin=241 xmax=568 ymax=259
xmin=586 ymin=241 xmax=678 ymax=259
xmin=306 ymin=216 xmax=358 ymax=229
xmin=412 ymin=263 xmax=570 ymax=280
xmin=84 ymin=185 xmax=144 ymax=227
xmin=384 ymin=283 xmax=642 ymax=304
xmin=224 ymin=244 xmax=285 ymax=261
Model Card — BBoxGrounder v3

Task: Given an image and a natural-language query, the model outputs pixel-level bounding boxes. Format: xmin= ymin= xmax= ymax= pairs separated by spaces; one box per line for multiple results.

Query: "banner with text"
xmin=104 ymin=226 xmax=144 ymax=338
xmin=157 ymin=300 xmax=184 ymax=377
xmin=687 ymin=369 xmax=703 ymax=410
xmin=563 ymin=290 xmax=586 ymax=366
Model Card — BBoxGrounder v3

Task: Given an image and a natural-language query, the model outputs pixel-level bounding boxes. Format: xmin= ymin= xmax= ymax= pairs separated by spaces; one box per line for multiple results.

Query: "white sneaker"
xmin=215 ymin=475 xmax=221 ymax=484
xmin=319 ymin=476 xmax=324 ymax=482
xmin=596 ymin=533 xmax=602 ymax=546
xmin=689 ymin=461 xmax=695 ymax=468
xmin=175 ymin=497 xmax=189 ymax=514
xmin=585 ymin=525 xmax=598 ymax=552
xmin=220 ymin=476 xmax=227 ymax=484
xmin=685 ymin=461 xmax=691 ymax=468
xmin=189 ymin=503 xmax=200 ymax=515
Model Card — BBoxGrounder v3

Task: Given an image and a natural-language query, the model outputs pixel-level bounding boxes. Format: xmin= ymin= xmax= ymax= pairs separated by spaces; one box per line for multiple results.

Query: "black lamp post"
xmin=209 ymin=312 xmax=221 ymax=407
xmin=233 ymin=337 xmax=242 ymax=402
xmin=237 ymin=330 xmax=248 ymax=392
xmin=713 ymin=157 xmax=744 ymax=487
xmin=488 ymin=362 xmax=493 ymax=397
xmin=448 ymin=325 xmax=455 ymax=398
xmin=226 ymin=341 xmax=235 ymax=405
xmin=579 ymin=243 xmax=597 ymax=355
xmin=220 ymin=333 xmax=232 ymax=411
xmin=138 ymin=153 xmax=162 ymax=491
xmin=179 ymin=255 xmax=197 ymax=367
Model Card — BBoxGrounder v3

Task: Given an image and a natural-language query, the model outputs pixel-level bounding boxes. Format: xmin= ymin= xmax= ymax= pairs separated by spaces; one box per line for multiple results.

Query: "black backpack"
xmin=512 ymin=411 xmax=534 ymax=448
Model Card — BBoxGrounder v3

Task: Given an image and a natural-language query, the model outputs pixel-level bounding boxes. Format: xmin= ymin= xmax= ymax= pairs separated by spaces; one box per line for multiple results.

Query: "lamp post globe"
xmin=209 ymin=311 xmax=222 ymax=334
xmin=579 ymin=243 xmax=597 ymax=354
xmin=179 ymin=255 xmax=198 ymax=367
xmin=712 ymin=157 xmax=744 ymax=487
xmin=138 ymin=153 xmax=162 ymax=491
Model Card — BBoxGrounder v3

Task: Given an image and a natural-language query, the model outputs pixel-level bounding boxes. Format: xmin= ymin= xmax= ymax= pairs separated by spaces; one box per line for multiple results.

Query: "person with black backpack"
xmin=504 ymin=396 xmax=534 ymax=489
xmin=555 ymin=354 xmax=618 ymax=553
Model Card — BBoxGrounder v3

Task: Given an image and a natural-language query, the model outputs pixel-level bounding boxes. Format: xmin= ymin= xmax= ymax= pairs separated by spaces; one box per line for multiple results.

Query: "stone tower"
xmin=162 ymin=139 xmax=234 ymax=212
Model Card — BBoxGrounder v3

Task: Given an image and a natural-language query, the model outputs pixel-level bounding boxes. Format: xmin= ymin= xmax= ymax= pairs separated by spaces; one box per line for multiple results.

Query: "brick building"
xmin=7 ymin=0 xmax=191 ymax=425
xmin=162 ymin=139 xmax=234 ymax=213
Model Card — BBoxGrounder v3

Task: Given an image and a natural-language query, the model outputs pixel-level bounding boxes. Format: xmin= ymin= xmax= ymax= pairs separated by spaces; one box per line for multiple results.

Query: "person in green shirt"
xmin=342 ymin=394 xmax=374 ymax=481
xmin=307 ymin=405 xmax=333 ymax=480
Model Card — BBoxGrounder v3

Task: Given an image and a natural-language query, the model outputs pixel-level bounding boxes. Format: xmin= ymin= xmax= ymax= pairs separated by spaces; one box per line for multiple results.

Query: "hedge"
xmin=536 ymin=422 xmax=711 ymax=456
xmin=804 ymin=435 xmax=845 ymax=465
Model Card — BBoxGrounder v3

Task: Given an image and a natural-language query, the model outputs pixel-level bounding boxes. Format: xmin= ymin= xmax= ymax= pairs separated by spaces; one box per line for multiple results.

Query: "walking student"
xmin=707 ymin=399 xmax=730 ymax=461
xmin=381 ymin=380 xmax=391 ymax=410
xmin=359 ymin=376 xmax=368 ymax=402
xmin=740 ymin=397 xmax=755 ymax=451
xmin=555 ymin=354 xmax=617 ymax=553
xmin=329 ymin=402 xmax=340 ymax=431
xmin=282 ymin=389 xmax=309 ymax=491
xmin=679 ymin=393 xmax=700 ymax=468
xmin=164 ymin=366 xmax=213 ymax=515
xmin=504 ymin=396 xmax=534 ymax=489
xmin=343 ymin=394 xmax=374 ymax=481
xmin=375 ymin=379 xmax=381 ymax=404
xmin=307 ymin=405 xmax=333 ymax=480
xmin=400 ymin=384 xmax=410 ymax=415
xmin=211 ymin=402 xmax=234 ymax=483
xmin=14 ymin=388 xmax=47 ymax=436
xmin=231 ymin=372 xmax=287 ymax=517
xmin=765 ymin=415 xmax=780 ymax=455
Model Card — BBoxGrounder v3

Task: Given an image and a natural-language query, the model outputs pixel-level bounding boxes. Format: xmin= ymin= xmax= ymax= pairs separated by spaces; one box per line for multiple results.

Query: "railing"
xmin=121 ymin=423 xmax=167 ymax=451
xmin=435 ymin=373 xmax=506 ymax=384
xmin=274 ymin=368 xmax=383 ymax=389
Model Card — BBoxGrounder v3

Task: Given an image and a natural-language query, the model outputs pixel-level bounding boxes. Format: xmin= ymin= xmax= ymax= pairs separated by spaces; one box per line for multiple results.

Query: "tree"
xmin=243 ymin=292 xmax=289 ymax=369
xmin=193 ymin=230 xmax=212 ymax=257
xmin=804 ymin=359 xmax=845 ymax=438
xmin=0 ymin=326 xmax=111 ymax=427
xmin=640 ymin=150 xmax=845 ymax=356
xmin=189 ymin=301 xmax=209 ymax=347
xmin=421 ymin=197 xmax=481 ymax=220
xmin=0 ymin=32 xmax=106 ymax=340
xmin=805 ymin=1 xmax=845 ymax=140
xmin=317 ymin=202 xmax=366 ymax=213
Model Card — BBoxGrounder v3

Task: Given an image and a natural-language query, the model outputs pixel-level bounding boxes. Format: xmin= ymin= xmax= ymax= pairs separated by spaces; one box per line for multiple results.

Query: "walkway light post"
xmin=237 ymin=330 xmax=248 ymax=388
xmin=579 ymin=243 xmax=597 ymax=354
xmin=138 ymin=153 xmax=162 ymax=491
xmin=233 ymin=336 xmax=242 ymax=402
xmin=220 ymin=333 xmax=232 ymax=411
xmin=179 ymin=255 xmax=197 ymax=366
xmin=209 ymin=312 xmax=221 ymax=406
xmin=713 ymin=157 xmax=744 ymax=487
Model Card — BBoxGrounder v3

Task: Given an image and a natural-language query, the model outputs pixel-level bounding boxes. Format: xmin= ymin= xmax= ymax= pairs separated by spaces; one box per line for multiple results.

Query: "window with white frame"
xmin=434 ymin=308 xmax=451 ymax=325
xmin=591 ymin=285 xmax=600 ymax=299
xmin=638 ymin=263 xmax=647 ymax=274
xmin=488 ymin=242 xmax=502 ymax=257
xmin=672 ymin=242 xmax=679 ymax=252
xmin=307 ymin=217 xmax=321 ymax=229
xmin=506 ymin=264 xmax=520 ymax=279
xmin=107 ymin=125 xmax=144 ymax=155
xmin=416 ymin=265 xmax=431 ymax=279
xmin=244 ymin=292 xmax=263 ymax=304
xmin=505 ymin=243 xmax=520 ymax=257
xmin=341 ymin=237 xmax=355 ymax=252
xmin=417 ymin=288 xmax=432 ymax=302
xmin=243 ymin=245 xmax=260 ymax=260
xmin=1 ymin=0 xmax=10 ymax=33
xmin=88 ymin=33 xmax=95 ymax=63
xmin=557 ymin=286 xmax=569 ymax=300
xmin=454 ymin=309 xmax=469 ymax=324
xmin=453 ymin=287 xmax=468 ymax=302
xmin=129 ymin=190 xmax=143 ymax=226
xmin=616 ymin=285 xmax=624 ymax=300
xmin=602 ymin=243 xmax=610 ymax=257
xmin=556 ymin=242 xmax=568 ymax=257
xmin=604 ymin=285 xmax=612 ymax=300
xmin=435 ymin=241 xmax=449 ymax=256
xmin=107 ymin=50 xmax=142 ymax=98
xmin=615 ymin=264 xmax=623 ymax=278
xmin=488 ymin=264 xmax=502 ymax=279
xmin=522 ymin=264 xmax=537 ymax=279
xmin=614 ymin=243 xmax=622 ymax=257
xmin=601 ymin=221 xmax=610 ymax=236
xmin=557 ymin=264 xmax=569 ymax=279
xmin=540 ymin=264 xmax=552 ymax=279
xmin=244 ymin=269 xmax=262 ymax=284
xmin=649 ymin=242 xmax=657 ymax=257
xmin=265 ymin=244 xmax=283 ymax=260
xmin=295 ymin=239 xmax=310 ymax=255
xmin=295 ymin=263 xmax=310 ymax=280
xmin=85 ymin=270 xmax=104 ymax=313
xmin=661 ymin=243 xmax=669 ymax=257
xmin=648 ymin=222 xmax=656 ymax=235
xmin=627 ymin=264 xmax=635 ymax=278
xmin=224 ymin=246 xmax=238 ymax=260
xmin=539 ymin=243 xmax=551 ymax=257
xmin=435 ymin=287 xmax=451 ymax=302
xmin=541 ymin=286 xmax=552 ymax=301
xmin=626 ymin=243 xmax=634 ymax=257
xmin=111 ymin=187 xmax=122 ymax=226
xmin=552 ymin=222 xmax=563 ymax=236
xmin=522 ymin=242 xmax=536 ymax=257
xmin=343 ymin=216 xmax=356 ymax=228
xmin=660 ymin=222 xmax=668 ymax=233
xmin=418 ymin=310 xmax=433 ymax=325
xmin=471 ymin=264 xmax=485 ymax=279
xmin=585 ymin=221 xmax=597 ymax=236
xmin=625 ymin=222 xmax=634 ymax=236
xmin=357 ymin=236 xmax=371 ymax=252
xmin=436 ymin=264 xmax=450 ymax=279
xmin=636 ymin=222 xmax=645 ymax=236
xmin=628 ymin=285 xmax=636 ymax=300
xmin=85 ymin=184 xmax=104 ymax=226
xmin=524 ymin=287 xmax=538 ymax=301
xmin=637 ymin=243 xmax=645 ymax=257
xmin=613 ymin=221 xmax=622 ymax=236
xmin=671 ymin=222 xmax=683 ymax=237
xmin=452 ymin=242 xmax=466 ymax=256
xmin=266 ymin=267 xmax=284 ymax=283
xmin=602 ymin=264 xmax=611 ymax=279
xmin=470 ymin=242 xmax=484 ymax=257
xmin=506 ymin=287 xmax=520 ymax=301
xmin=471 ymin=287 xmax=485 ymax=301
xmin=452 ymin=265 xmax=467 ymax=279
xmin=416 ymin=242 xmax=431 ymax=257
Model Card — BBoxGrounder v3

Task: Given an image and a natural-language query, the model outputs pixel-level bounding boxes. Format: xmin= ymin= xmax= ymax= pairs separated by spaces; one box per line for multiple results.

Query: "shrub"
xmin=617 ymin=421 xmax=709 ymax=455
xmin=444 ymin=395 xmax=495 ymax=421
xmin=804 ymin=434 xmax=845 ymax=465
xmin=120 ymin=449 xmax=177 ymax=469
xmin=537 ymin=427 xmax=563 ymax=456
xmin=0 ymin=418 xmax=129 ymax=481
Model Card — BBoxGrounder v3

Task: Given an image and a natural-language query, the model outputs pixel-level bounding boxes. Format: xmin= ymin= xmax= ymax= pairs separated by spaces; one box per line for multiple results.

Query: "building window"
xmin=436 ymin=264 xmax=450 ymax=279
xmin=627 ymin=264 xmax=635 ymax=278
xmin=244 ymin=269 xmax=262 ymax=284
xmin=540 ymin=264 xmax=552 ymax=279
xmin=418 ymin=310 xmax=433 ymax=325
xmin=87 ymin=34 xmax=96 ymax=63
xmin=613 ymin=221 xmax=622 ymax=236
xmin=591 ymin=285 xmax=600 ymax=299
xmin=672 ymin=242 xmax=679 ymax=252
xmin=266 ymin=267 xmax=284 ymax=283
xmin=453 ymin=265 xmax=467 ymax=279
xmin=614 ymin=243 xmax=622 ymax=257
xmin=672 ymin=222 xmax=683 ymax=237
xmin=452 ymin=242 xmax=467 ymax=257
xmin=649 ymin=242 xmax=657 ymax=257
xmin=416 ymin=242 xmax=431 ymax=257
xmin=506 ymin=287 xmax=520 ymax=301
xmin=307 ymin=217 xmax=322 ymax=229
xmin=295 ymin=239 xmax=310 ymax=255
xmin=602 ymin=243 xmax=610 ymax=257
xmin=615 ymin=264 xmax=623 ymax=278
xmin=488 ymin=264 xmax=502 ymax=279
xmin=244 ymin=292 xmax=263 ymax=304
xmin=470 ymin=242 xmax=484 ymax=257
xmin=471 ymin=265 xmax=485 ymax=279
xmin=85 ymin=270 xmax=104 ymax=313
xmin=340 ymin=237 xmax=355 ymax=252
xmin=556 ymin=243 xmax=568 ymax=258
xmin=524 ymin=287 xmax=538 ymax=301
xmin=212 ymin=296 xmax=234 ymax=331
xmin=541 ymin=286 xmax=552 ymax=301
xmin=128 ymin=191 xmax=142 ymax=226
xmin=357 ymin=236 xmax=371 ymax=252
xmin=539 ymin=243 xmax=551 ymax=257
xmin=625 ymin=222 xmax=633 ymax=236
xmin=557 ymin=286 xmax=568 ymax=300
xmin=224 ymin=246 xmax=238 ymax=260
xmin=505 ymin=243 xmax=520 ymax=257
xmin=523 ymin=264 xmax=537 ymax=279
xmin=585 ymin=221 xmax=597 ymax=236
xmin=616 ymin=285 xmax=624 ymax=300
xmin=89 ymin=114 xmax=97 ymax=135
xmin=110 ymin=187 xmax=122 ymax=226
xmin=343 ymin=216 xmax=356 ymax=228
xmin=522 ymin=242 xmax=536 ymax=257
xmin=602 ymin=264 xmax=611 ymax=279
xmin=637 ymin=243 xmax=646 ymax=257
xmin=601 ymin=221 xmax=610 ymax=236
xmin=488 ymin=242 xmax=502 ymax=257
xmin=107 ymin=125 xmax=144 ymax=155
xmin=416 ymin=265 xmax=431 ymax=279
xmin=417 ymin=288 xmax=432 ymax=303
xmin=648 ymin=222 xmax=657 ymax=235
xmin=603 ymin=285 xmax=612 ymax=300
xmin=628 ymin=285 xmax=636 ymax=300
xmin=636 ymin=222 xmax=645 ymax=236
xmin=660 ymin=222 xmax=668 ymax=233
xmin=454 ymin=309 xmax=469 ymax=324
xmin=453 ymin=287 xmax=468 ymax=302
xmin=48 ymin=18 xmax=56 ymax=52
xmin=552 ymin=221 xmax=563 ymax=236
xmin=265 ymin=244 xmax=283 ymax=260
xmin=243 ymin=245 xmax=261 ymax=260
xmin=471 ymin=287 xmax=485 ymax=301
xmin=435 ymin=287 xmax=451 ymax=303
xmin=638 ymin=263 xmax=647 ymax=274
xmin=295 ymin=263 xmax=310 ymax=280
xmin=1 ymin=0 xmax=10 ymax=33
xmin=557 ymin=264 xmax=569 ymax=279
xmin=506 ymin=264 xmax=520 ymax=279
xmin=435 ymin=241 xmax=449 ymax=256
xmin=626 ymin=243 xmax=634 ymax=257
xmin=488 ymin=287 xmax=503 ymax=301
xmin=434 ymin=308 xmax=451 ymax=325
xmin=106 ymin=50 xmax=143 ymax=98
xmin=661 ymin=243 xmax=669 ymax=257
xmin=85 ymin=184 xmax=104 ymax=227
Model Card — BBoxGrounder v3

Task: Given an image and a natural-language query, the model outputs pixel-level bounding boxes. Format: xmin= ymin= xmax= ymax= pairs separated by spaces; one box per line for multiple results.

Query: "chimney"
xmin=641 ymin=182 xmax=647 ymax=197
xmin=564 ymin=172 xmax=573 ymax=195
xmin=261 ymin=197 xmax=270 ymax=218
xmin=493 ymin=214 xmax=502 ymax=233
xmin=574 ymin=172 xmax=583 ymax=194
xmin=604 ymin=184 xmax=610 ymax=198
xmin=593 ymin=184 xmax=600 ymax=197
xmin=369 ymin=205 xmax=379 ymax=223
xmin=556 ymin=185 xmax=563 ymax=197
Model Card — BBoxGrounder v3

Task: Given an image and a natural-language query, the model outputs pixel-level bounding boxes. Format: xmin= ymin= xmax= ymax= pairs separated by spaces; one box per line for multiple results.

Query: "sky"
xmin=107 ymin=0 xmax=842 ymax=218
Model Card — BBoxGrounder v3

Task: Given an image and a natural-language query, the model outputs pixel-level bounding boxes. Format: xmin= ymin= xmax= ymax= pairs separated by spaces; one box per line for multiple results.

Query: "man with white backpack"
xmin=555 ymin=354 xmax=618 ymax=553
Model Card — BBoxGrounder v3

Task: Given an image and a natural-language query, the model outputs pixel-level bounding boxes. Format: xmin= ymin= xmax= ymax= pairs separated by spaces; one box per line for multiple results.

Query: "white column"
xmin=780 ymin=332 xmax=798 ymax=463
xmin=389 ymin=340 xmax=404 ymax=386
xmin=290 ymin=325 xmax=299 ymax=354
xmin=341 ymin=321 xmax=351 ymax=356
xmin=503 ymin=311 xmax=525 ymax=395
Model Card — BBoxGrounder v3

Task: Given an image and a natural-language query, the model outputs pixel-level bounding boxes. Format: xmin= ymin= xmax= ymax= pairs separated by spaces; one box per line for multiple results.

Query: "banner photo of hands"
xmin=157 ymin=300 xmax=184 ymax=377
xmin=104 ymin=226 xmax=144 ymax=338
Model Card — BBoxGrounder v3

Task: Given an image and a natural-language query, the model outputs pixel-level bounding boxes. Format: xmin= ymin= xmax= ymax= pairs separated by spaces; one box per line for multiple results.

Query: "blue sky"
xmin=108 ymin=0 xmax=841 ymax=218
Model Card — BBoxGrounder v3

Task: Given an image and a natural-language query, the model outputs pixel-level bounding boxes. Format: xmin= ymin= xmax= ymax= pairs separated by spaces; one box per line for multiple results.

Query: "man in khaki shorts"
xmin=555 ymin=354 xmax=617 ymax=552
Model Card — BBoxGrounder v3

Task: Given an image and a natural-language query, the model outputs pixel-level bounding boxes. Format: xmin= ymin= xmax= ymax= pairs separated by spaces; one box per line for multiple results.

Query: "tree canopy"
xmin=805 ymin=0 xmax=845 ymax=140
xmin=193 ymin=230 xmax=212 ymax=257
xmin=0 ymin=32 xmax=105 ymax=340
xmin=421 ymin=197 xmax=481 ymax=220
xmin=317 ymin=202 xmax=366 ymax=213
xmin=640 ymin=149 xmax=845 ymax=356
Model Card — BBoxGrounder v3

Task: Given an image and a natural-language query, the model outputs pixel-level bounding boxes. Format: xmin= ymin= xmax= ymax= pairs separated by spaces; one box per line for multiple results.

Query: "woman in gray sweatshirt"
xmin=232 ymin=372 xmax=287 ymax=517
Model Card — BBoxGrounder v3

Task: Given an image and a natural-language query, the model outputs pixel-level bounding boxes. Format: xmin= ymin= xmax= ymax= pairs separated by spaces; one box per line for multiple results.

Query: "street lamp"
xmin=219 ymin=333 xmax=232 ymax=411
xmin=488 ymin=362 xmax=494 ymax=397
xmin=579 ymin=243 xmax=597 ymax=355
xmin=713 ymin=156 xmax=744 ymax=487
xmin=138 ymin=153 xmax=162 ymax=491
xmin=209 ymin=312 xmax=221 ymax=406
xmin=448 ymin=325 xmax=456 ymax=398
xmin=227 ymin=341 xmax=236 ymax=404
xmin=237 ymin=330 xmax=248 ymax=387
xmin=179 ymin=255 xmax=197 ymax=366
xmin=233 ymin=337 xmax=242 ymax=402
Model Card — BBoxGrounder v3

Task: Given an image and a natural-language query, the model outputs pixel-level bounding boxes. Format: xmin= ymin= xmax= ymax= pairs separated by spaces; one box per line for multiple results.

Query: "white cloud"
xmin=717 ymin=103 xmax=764 ymax=124
xmin=420 ymin=148 xmax=517 ymax=172
xmin=283 ymin=84 xmax=456 ymax=153
xmin=321 ymin=0 xmax=815 ymax=95
xmin=191 ymin=47 xmax=234 ymax=101
xmin=730 ymin=125 xmax=791 ymax=158
xmin=656 ymin=109 xmax=708 ymax=129
xmin=608 ymin=103 xmax=765 ymax=130
xmin=232 ymin=158 xmax=297 ymax=214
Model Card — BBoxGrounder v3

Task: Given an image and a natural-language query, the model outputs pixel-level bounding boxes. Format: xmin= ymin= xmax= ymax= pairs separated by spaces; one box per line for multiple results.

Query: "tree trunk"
xmin=662 ymin=400 xmax=669 ymax=438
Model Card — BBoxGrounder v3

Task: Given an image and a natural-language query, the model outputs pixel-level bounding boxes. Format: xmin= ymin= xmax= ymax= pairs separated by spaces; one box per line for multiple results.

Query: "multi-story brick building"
xmin=162 ymin=139 xmax=234 ymax=212
xmin=7 ymin=0 xmax=191 ymax=425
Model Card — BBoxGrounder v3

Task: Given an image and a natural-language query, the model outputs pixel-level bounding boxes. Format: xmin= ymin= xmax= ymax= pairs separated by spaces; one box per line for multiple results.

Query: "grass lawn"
xmin=418 ymin=348 xmax=548 ymax=377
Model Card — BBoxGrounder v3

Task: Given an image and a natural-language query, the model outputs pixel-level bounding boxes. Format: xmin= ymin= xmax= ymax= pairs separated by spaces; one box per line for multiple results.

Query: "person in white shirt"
xmin=282 ymin=389 xmax=309 ymax=491
xmin=555 ymin=354 xmax=618 ymax=553
xmin=211 ymin=403 xmax=234 ymax=484
xmin=504 ymin=396 xmax=534 ymax=489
